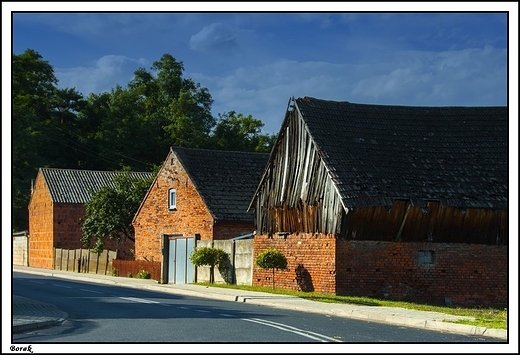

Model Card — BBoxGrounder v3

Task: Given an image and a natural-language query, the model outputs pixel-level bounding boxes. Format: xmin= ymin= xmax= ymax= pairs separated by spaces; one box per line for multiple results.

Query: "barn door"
xmin=167 ymin=236 xmax=195 ymax=284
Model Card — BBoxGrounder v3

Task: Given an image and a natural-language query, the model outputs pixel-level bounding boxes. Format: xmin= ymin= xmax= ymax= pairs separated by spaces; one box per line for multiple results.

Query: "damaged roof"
xmin=294 ymin=96 xmax=508 ymax=209
xmin=39 ymin=168 xmax=153 ymax=204
xmin=172 ymin=147 xmax=270 ymax=221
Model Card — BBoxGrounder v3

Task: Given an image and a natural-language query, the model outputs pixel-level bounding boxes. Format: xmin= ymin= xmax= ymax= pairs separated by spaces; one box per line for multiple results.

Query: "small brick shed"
xmin=132 ymin=147 xmax=269 ymax=268
xmin=250 ymin=97 xmax=508 ymax=306
xmin=28 ymin=168 xmax=153 ymax=269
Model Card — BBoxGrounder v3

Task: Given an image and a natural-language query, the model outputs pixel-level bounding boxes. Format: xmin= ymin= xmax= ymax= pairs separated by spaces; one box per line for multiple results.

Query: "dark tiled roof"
xmin=40 ymin=168 xmax=153 ymax=204
xmin=172 ymin=147 xmax=270 ymax=222
xmin=294 ymin=97 xmax=508 ymax=209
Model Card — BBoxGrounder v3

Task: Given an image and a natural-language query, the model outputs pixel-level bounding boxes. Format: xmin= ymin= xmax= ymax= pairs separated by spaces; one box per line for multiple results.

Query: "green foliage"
xmin=12 ymin=49 xmax=276 ymax=232
xmin=255 ymin=248 xmax=288 ymax=270
xmin=111 ymin=268 xmax=118 ymax=277
xmin=81 ymin=170 xmax=155 ymax=254
xmin=190 ymin=246 xmax=228 ymax=284
xmin=12 ymin=49 xmax=86 ymax=231
xmin=190 ymin=246 xmax=227 ymax=267
xmin=136 ymin=270 xmax=151 ymax=279
xmin=209 ymin=111 xmax=276 ymax=153
xmin=255 ymin=248 xmax=288 ymax=289
xmin=127 ymin=272 xmax=133 ymax=278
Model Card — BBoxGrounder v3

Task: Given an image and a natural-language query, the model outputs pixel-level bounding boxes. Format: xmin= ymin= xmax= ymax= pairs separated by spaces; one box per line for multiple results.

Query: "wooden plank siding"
xmin=254 ymin=108 xmax=345 ymax=236
xmin=252 ymin=98 xmax=507 ymax=245
xmin=341 ymin=200 xmax=507 ymax=244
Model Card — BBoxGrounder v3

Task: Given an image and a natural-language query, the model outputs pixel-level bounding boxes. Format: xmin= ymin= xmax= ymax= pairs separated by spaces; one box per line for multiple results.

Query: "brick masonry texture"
xmin=29 ymin=172 xmax=134 ymax=269
xmin=253 ymin=233 xmax=507 ymax=306
xmin=253 ymin=234 xmax=337 ymax=294
xmin=133 ymin=151 xmax=255 ymax=262
xmin=336 ymin=240 xmax=507 ymax=306
xmin=134 ymin=153 xmax=214 ymax=262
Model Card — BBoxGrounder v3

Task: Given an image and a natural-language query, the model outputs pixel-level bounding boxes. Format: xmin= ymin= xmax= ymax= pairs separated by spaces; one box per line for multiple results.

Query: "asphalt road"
xmin=12 ymin=272 xmax=503 ymax=347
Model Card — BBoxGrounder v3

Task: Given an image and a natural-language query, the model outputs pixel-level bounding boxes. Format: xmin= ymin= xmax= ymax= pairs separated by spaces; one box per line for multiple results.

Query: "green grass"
xmin=194 ymin=282 xmax=507 ymax=330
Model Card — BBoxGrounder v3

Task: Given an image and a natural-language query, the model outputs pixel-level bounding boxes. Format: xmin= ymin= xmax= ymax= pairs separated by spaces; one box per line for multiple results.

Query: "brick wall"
xmin=29 ymin=173 xmax=135 ymax=269
xmin=133 ymin=151 xmax=215 ymax=262
xmin=253 ymin=233 xmax=507 ymax=306
xmin=28 ymin=173 xmax=54 ymax=269
xmin=336 ymin=240 xmax=508 ymax=306
xmin=252 ymin=233 xmax=337 ymax=293
xmin=53 ymin=203 xmax=86 ymax=249
xmin=213 ymin=221 xmax=255 ymax=240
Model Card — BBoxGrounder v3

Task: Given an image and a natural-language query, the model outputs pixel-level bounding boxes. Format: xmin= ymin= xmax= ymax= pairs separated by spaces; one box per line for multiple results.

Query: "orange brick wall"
xmin=53 ymin=203 xmax=86 ymax=249
xmin=214 ymin=221 xmax=255 ymax=240
xmin=133 ymin=151 xmax=215 ymax=262
xmin=253 ymin=234 xmax=507 ymax=306
xmin=29 ymin=173 xmax=135 ymax=269
xmin=253 ymin=233 xmax=337 ymax=293
xmin=336 ymin=240 xmax=508 ymax=306
xmin=28 ymin=174 xmax=54 ymax=269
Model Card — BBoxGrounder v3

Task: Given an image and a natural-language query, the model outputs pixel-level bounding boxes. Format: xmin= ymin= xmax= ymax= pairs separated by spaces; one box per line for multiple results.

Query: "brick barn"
xmin=28 ymin=168 xmax=153 ymax=269
xmin=249 ymin=96 xmax=508 ymax=306
xmin=132 ymin=147 xmax=269 ymax=283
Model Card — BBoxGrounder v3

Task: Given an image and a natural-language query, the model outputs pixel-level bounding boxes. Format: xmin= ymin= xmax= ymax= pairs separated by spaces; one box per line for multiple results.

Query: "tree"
xmin=76 ymin=53 xmax=217 ymax=170
xmin=209 ymin=111 xmax=277 ymax=152
xmin=190 ymin=246 xmax=228 ymax=284
xmin=255 ymin=248 xmax=288 ymax=289
xmin=12 ymin=49 xmax=86 ymax=231
xmin=81 ymin=169 xmax=155 ymax=255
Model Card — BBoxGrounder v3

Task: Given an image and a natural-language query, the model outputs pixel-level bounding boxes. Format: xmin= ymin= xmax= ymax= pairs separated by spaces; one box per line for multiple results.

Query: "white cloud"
xmin=55 ymin=55 xmax=148 ymax=96
xmin=189 ymin=23 xmax=238 ymax=54
xmin=52 ymin=39 xmax=506 ymax=135
xmin=194 ymin=44 xmax=506 ymax=134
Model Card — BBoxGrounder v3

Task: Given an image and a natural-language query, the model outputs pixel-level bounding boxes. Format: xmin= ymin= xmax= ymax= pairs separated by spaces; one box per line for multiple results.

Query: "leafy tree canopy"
xmin=12 ymin=49 xmax=86 ymax=231
xmin=209 ymin=111 xmax=277 ymax=153
xmin=255 ymin=248 xmax=288 ymax=289
xmin=12 ymin=50 xmax=276 ymax=232
xmin=81 ymin=169 xmax=155 ymax=254
xmin=190 ymin=246 xmax=228 ymax=283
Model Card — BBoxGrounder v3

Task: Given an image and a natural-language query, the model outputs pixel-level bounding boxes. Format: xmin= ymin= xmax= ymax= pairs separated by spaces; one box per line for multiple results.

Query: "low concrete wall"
xmin=195 ymin=239 xmax=253 ymax=285
xmin=13 ymin=231 xmax=29 ymax=266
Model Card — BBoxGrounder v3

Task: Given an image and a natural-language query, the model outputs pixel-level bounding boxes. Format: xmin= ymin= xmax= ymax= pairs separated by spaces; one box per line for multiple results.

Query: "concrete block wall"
xmin=234 ymin=239 xmax=253 ymax=285
xmin=194 ymin=239 xmax=253 ymax=285
xmin=336 ymin=240 xmax=508 ymax=306
xmin=13 ymin=234 xmax=29 ymax=266
xmin=133 ymin=151 xmax=214 ymax=262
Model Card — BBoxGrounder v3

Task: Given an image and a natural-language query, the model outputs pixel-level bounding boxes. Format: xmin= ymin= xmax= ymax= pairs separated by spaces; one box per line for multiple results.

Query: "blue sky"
xmin=5 ymin=3 xmax=517 ymax=135
xmin=3 ymin=4 xmax=519 ymax=353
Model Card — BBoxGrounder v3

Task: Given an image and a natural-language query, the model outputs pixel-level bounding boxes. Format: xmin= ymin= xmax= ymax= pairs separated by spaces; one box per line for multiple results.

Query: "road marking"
xmin=242 ymin=318 xmax=342 ymax=342
xmin=28 ymin=280 xmax=45 ymax=284
xmin=219 ymin=313 xmax=234 ymax=317
xmin=52 ymin=283 xmax=72 ymax=288
xmin=120 ymin=297 xmax=159 ymax=304
xmin=195 ymin=309 xmax=211 ymax=313
xmin=80 ymin=288 xmax=104 ymax=294
xmin=178 ymin=306 xmax=191 ymax=310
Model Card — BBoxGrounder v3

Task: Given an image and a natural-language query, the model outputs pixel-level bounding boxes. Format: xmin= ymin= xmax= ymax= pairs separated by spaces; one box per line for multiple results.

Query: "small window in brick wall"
xmin=418 ymin=250 xmax=435 ymax=265
xmin=168 ymin=188 xmax=177 ymax=210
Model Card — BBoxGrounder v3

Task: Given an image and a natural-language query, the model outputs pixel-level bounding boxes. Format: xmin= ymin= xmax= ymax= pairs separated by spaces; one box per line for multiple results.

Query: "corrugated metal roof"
xmin=40 ymin=168 xmax=153 ymax=204
xmin=172 ymin=147 xmax=270 ymax=222
xmin=294 ymin=97 xmax=508 ymax=209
